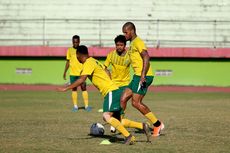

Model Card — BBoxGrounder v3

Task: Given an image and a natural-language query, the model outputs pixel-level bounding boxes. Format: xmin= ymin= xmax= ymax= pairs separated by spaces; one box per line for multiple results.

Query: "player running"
xmin=121 ymin=22 xmax=164 ymax=137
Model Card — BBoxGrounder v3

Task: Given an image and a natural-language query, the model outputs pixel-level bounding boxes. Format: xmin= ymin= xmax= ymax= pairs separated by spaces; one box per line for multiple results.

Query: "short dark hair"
xmin=77 ymin=45 xmax=88 ymax=55
xmin=72 ymin=35 xmax=80 ymax=41
xmin=114 ymin=35 xmax=126 ymax=45
xmin=123 ymin=22 xmax=136 ymax=32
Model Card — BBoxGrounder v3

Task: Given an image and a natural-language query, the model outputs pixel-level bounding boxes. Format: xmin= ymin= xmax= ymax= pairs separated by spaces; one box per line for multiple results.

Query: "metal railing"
xmin=0 ymin=18 xmax=230 ymax=48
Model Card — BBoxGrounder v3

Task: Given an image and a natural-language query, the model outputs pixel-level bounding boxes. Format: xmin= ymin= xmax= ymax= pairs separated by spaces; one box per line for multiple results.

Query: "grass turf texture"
xmin=0 ymin=90 xmax=230 ymax=153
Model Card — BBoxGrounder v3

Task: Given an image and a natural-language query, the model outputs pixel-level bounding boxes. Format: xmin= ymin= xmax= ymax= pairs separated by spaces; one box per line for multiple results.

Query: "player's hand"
xmin=141 ymin=81 xmax=147 ymax=90
xmin=56 ymin=87 xmax=67 ymax=92
xmin=140 ymin=76 xmax=147 ymax=89
xmin=140 ymin=76 xmax=146 ymax=84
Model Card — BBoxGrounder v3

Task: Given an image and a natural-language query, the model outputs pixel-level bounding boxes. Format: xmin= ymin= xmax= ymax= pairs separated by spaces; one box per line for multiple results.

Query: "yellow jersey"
xmin=81 ymin=57 xmax=118 ymax=97
xmin=104 ymin=50 xmax=131 ymax=87
xmin=66 ymin=47 xmax=83 ymax=76
xmin=128 ymin=36 xmax=153 ymax=76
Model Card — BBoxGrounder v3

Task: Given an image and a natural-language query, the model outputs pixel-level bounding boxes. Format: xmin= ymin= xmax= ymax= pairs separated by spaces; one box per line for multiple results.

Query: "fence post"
xmin=99 ymin=19 xmax=102 ymax=47
xmin=156 ymin=19 xmax=160 ymax=48
xmin=213 ymin=20 xmax=217 ymax=48
xmin=42 ymin=17 xmax=46 ymax=46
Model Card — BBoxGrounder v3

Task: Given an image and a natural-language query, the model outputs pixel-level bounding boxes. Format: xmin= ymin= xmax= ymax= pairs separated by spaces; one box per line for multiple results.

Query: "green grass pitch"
xmin=0 ymin=90 xmax=230 ymax=153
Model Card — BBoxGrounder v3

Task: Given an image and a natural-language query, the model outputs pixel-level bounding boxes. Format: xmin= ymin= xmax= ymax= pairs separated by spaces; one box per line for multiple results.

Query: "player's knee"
xmin=120 ymin=89 xmax=132 ymax=102
xmin=132 ymin=100 xmax=140 ymax=108
xmin=81 ymin=83 xmax=87 ymax=91
xmin=120 ymin=94 xmax=126 ymax=103
xmin=120 ymin=102 xmax=127 ymax=110
xmin=72 ymin=87 xmax=77 ymax=91
xmin=120 ymin=98 xmax=126 ymax=105
xmin=103 ymin=113 xmax=111 ymax=122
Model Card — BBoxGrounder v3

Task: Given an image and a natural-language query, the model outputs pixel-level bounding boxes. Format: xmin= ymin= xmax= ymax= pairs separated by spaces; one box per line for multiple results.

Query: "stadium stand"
xmin=0 ymin=0 xmax=230 ymax=48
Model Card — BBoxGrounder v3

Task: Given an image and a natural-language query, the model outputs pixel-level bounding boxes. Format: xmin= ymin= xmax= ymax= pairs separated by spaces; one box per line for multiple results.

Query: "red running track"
xmin=0 ymin=84 xmax=229 ymax=93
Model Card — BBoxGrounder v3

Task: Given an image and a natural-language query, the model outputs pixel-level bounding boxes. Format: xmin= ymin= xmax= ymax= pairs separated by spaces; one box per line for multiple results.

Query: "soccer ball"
xmin=90 ymin=123 xmax=105 ymax=136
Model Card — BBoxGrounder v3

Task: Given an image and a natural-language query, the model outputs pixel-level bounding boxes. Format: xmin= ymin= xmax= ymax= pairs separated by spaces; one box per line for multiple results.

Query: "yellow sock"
xmin=108 ymin=117 xmax=130 ymax=137
xmin=145 ymin=112 xmax=158 ymax=124
xmin=82 ymin=91 xmax=89 ymax=108
xmin=71 ymin=91 xmax=78 ymax=107
xmin=121 ymin=114 xmax=125 ymax=120
xmin=121 ymin=119 xmax=143 ymax=130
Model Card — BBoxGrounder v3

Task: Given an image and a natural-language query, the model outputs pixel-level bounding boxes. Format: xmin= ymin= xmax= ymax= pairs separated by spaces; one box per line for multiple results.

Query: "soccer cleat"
xmin=123 ymin=134 xmax=135 ymax=145
xmin=85 ymin=106 xmax=92 ymax=112
xmin=142 ymin=123 xmax=151 ymax=142
xmin=153 ymin=121 xmax=164 ymax=137
xmin=72 ymin=107 xmax=78 ymax=112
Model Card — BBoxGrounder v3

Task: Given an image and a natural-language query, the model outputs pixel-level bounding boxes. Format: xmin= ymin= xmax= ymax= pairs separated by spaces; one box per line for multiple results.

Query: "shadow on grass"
xmin=78 ymin=106 xmax=91 ymax=110
xmin=88 ymin=133 xmax=124 ymax=144
xmin=65 ymin=133 xmax=124 ymax=144
xmin=66 ymin=129 xmax=166 ymax=144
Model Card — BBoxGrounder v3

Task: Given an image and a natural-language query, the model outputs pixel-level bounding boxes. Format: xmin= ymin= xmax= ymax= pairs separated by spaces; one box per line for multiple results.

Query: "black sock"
xmin=153 ymin=120 xmax=161 ymax=127
xmin=112 ymin=111 xmax=121 ymax=121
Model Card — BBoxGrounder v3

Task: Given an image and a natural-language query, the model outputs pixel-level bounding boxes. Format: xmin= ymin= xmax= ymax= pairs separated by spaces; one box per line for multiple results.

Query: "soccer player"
xmin=104 ymin=35 xmax=130 ymax=133
xmin=121 ymin=22 xmax=164 ymax=137
xmin=58 ymin=45 xmax=151 ymax=144
xmin=104 ymin=35 xmax=150 ymax=135
xmin=63 ymin=35 xmax=91 ymax=112
xmin=104 ymin=35 xmax=130 ymax=91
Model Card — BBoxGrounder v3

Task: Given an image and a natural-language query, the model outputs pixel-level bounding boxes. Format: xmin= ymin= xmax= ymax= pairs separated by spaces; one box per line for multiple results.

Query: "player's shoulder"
xmin=67 ymin=47 xmax=76 ymax=52
xmin=108 ymin=49 xmax=116 ymax=55
xmin=134 ymin=36 xmax=144 ymax=43
xmin=85 ymin=57 xmax=96 ymax=63
xmin=132 ymin=36 xmax=146 ymax=49
xmin=85 ymin=57 xmax=102 ymax=68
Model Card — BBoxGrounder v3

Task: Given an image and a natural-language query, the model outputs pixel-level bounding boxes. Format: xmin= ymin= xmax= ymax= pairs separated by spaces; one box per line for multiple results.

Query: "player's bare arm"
xmin=104 ymin=67 xmax=112 ymax=79
xmin=63 ymin=60 xmax=70 ymax=80
xmin=140 ymin=50 xmax=150 ymax=83
xmin=57 ymin=75 xmax=87 ymax=92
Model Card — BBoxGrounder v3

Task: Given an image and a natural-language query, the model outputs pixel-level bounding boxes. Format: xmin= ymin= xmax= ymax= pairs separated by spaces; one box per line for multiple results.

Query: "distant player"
xmin=63 ymin=35 xmax=91 ymax=112
xmin=121 ymin=22 xmax=164 ymax=137
xmin=58 ymin=45 xmax=151 ymax=144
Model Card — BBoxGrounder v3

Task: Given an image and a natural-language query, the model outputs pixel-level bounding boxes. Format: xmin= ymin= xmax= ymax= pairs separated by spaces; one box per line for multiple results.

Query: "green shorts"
xmin=70 ymin=75 xmax=80 ymax=84
xmin=103 ymin=88 xmax=122 ymax=113
xmin=128 ymin=75 xmax=154 ymax=95
xmin=119 ymin=85 xmax=128 ymax=92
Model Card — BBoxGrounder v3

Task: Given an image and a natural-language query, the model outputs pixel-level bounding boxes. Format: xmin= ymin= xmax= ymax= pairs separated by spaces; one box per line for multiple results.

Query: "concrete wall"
xmin=0 ymin=58 xmax=229 ymax=87
xmin=0 ymin=0 xmax=230 ymax=47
